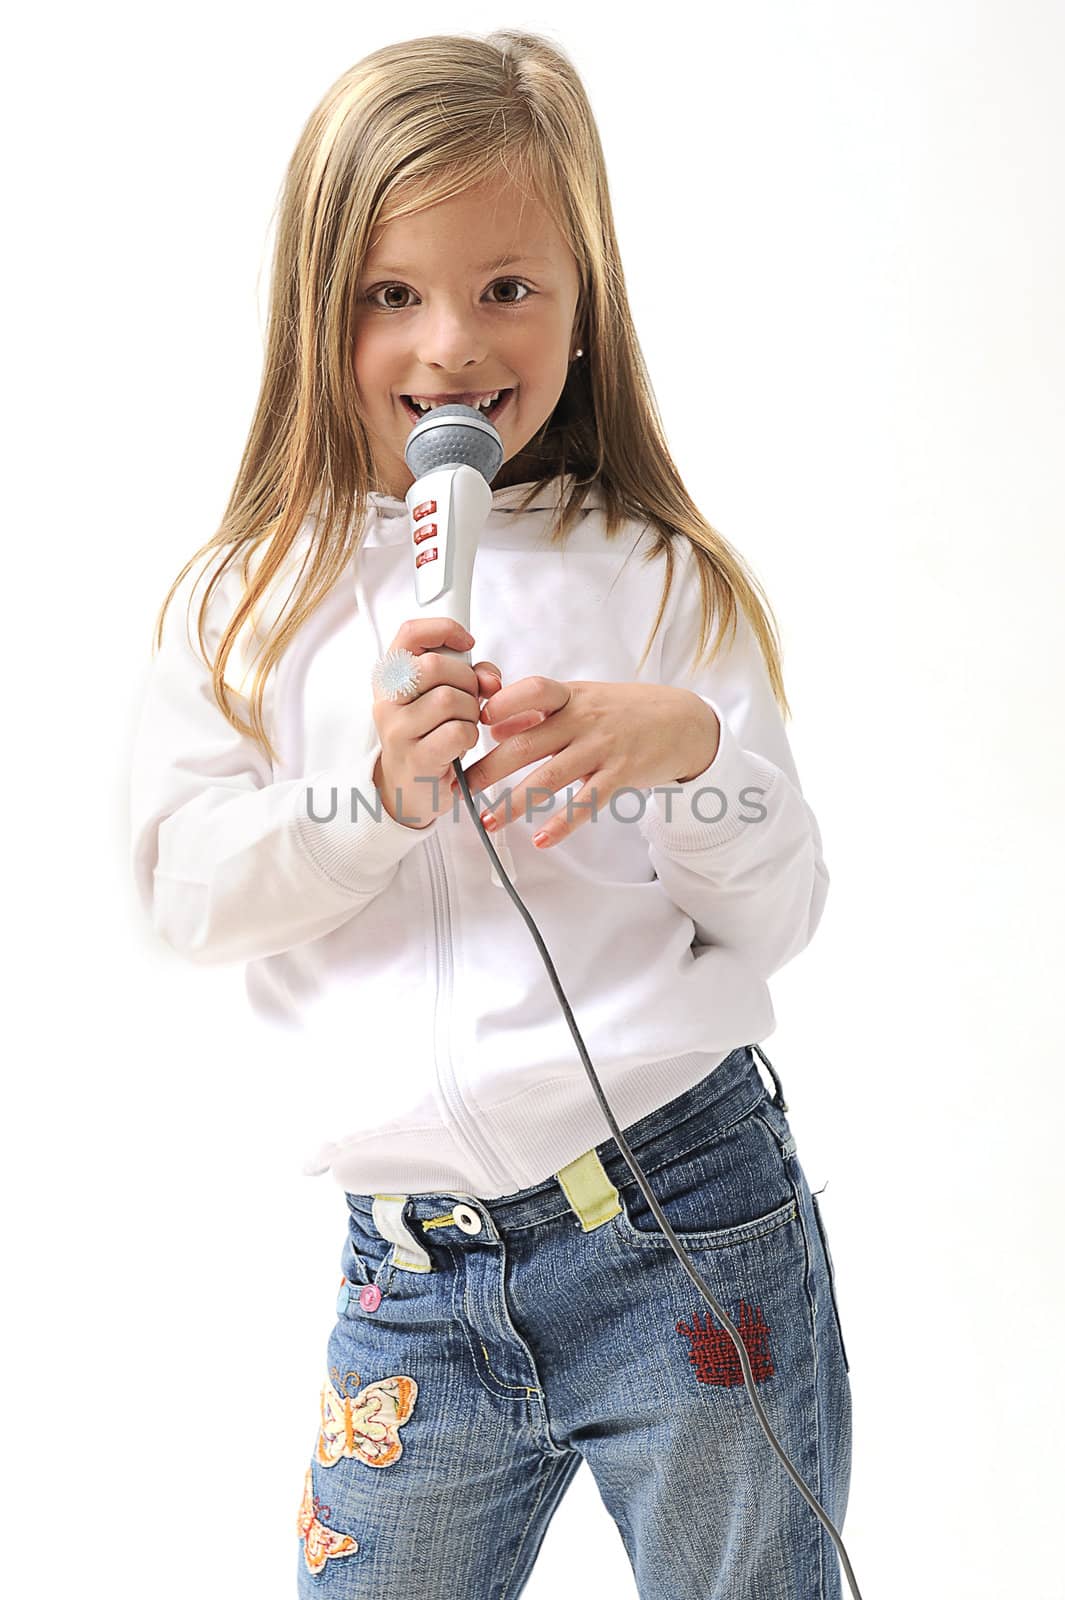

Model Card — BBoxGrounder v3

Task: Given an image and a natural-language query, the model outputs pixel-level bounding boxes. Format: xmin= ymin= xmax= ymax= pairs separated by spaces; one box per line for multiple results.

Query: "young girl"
xmin=129 ymin=30 xmax=852 ymax=1599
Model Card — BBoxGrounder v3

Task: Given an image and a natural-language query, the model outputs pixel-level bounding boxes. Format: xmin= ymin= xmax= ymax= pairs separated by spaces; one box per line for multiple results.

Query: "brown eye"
xmin=490 ymin=279 xmax=530 ymax=304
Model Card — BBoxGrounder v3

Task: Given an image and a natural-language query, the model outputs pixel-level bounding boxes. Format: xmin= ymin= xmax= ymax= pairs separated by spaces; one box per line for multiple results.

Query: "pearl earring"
xmin=573 ymin=347 xmax=583 ymax=359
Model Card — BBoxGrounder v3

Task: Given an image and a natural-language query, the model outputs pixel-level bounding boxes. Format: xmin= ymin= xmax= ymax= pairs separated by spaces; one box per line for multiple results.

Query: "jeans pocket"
xmin=612 ymin=1093 xmax=799 ymax=1252
xmin=811 ymin=1189 xmax=850 ymax=1373
xmin=338 ymin=1203 xmax=394 ymax=1300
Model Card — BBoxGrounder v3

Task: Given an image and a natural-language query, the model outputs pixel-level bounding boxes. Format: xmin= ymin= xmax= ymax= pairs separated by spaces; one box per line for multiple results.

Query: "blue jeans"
xmin=296 ymin=1045 xmax=853 ymax=1597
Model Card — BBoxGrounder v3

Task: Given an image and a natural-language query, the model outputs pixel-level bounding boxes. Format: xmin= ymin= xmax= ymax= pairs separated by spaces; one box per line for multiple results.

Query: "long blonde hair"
xmin=153 ymin=29 xmax=791 ymax=768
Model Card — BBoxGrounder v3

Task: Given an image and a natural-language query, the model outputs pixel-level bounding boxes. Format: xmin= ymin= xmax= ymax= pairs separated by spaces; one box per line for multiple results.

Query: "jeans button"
xmin=336 ymin=1277 xmax=350 ymax=1314
xmin=359 ymin=1283 xmax=382 ymax=1312
xmin=452 ymin=1204 xmax=484 ymax=1235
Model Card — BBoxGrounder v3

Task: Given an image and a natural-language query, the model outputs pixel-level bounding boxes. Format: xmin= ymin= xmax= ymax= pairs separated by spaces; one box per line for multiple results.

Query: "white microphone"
xmin=402 ymin=402 xmax=505 ymax=664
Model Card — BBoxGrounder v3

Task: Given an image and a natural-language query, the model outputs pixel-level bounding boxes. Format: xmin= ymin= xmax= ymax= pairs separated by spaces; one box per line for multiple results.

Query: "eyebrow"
xmin=363 ymin=253 xmax=552 ymax=274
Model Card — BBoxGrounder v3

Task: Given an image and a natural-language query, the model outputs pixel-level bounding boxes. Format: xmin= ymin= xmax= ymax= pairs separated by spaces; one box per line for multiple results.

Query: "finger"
xmin=474 ymin=661 xmax=502 ymax=697
xmin=393 ymin=617 xmax=475 ymax=657
xmin=373 ymin=645 xmax=480 ymax=712
xmin=375 ymin=620 xmax=476 ymax=709
xmin=486 ymin=765 xmax=602 ymax=844
xmin=486 ymin=709 xmax=545 ymax=735
xmin=480 ymin=675 xmax=566 ymax=725
xmin=479 ymin=761 xmax=572 ymax=836
xmin=526 ymin=774 xmax=602 ymax=848
xmin=464 ymin=712 xmax=543 ymax=785
xmin=463 ymin=717 xmax=555 ymax=810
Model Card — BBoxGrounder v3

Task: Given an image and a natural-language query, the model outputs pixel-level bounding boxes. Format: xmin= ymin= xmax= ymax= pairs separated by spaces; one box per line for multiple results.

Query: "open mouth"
xmin=400 ymin=389 xmax=514 ymax=426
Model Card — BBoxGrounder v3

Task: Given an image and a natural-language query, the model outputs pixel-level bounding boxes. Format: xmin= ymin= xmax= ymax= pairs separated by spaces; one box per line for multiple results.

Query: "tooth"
xmin=410 ymin=392 xmax=501 ymax=413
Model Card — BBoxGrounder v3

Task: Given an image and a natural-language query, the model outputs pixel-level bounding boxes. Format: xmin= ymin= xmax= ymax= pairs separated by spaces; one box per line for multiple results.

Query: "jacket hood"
xmin=245 ymin=475 xmax=607 ymax=645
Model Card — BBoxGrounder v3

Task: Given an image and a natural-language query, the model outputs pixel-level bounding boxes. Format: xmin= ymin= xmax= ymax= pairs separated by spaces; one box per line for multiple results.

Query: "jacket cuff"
xmin=639 ymin=696 xmax=782 ymax=853
xmin=293 ymin=742 xmax=441 ymax=891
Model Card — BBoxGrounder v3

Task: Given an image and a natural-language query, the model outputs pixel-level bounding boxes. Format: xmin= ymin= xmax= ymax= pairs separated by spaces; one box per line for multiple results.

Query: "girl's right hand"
xmin=372 ymin=618 xmax=502 ymax=829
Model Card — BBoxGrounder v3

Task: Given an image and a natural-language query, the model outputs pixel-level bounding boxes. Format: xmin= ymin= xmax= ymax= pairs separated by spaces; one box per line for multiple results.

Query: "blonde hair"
xmin=153 ymin=29 xmax=791 ymax=768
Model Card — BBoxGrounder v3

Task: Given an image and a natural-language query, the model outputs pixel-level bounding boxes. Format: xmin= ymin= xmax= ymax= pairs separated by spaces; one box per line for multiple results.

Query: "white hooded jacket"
xmin=128 ymin=474 xmax=828 ymax=1198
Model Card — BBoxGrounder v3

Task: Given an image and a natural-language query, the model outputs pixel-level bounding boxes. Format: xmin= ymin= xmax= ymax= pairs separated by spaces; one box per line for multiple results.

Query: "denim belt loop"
xmin=371 ymin=1195 xmax=433 ymax=1273
xmin=554 ymin=1147 xmax=623 ymax=1232
xmin=751 ymin=1043 xmax=788 ymax=1112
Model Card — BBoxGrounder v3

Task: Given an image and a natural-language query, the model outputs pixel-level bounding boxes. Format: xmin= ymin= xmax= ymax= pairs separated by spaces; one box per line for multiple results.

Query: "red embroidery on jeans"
xmin=676 ymin=1299 xmax=774 ymax=1386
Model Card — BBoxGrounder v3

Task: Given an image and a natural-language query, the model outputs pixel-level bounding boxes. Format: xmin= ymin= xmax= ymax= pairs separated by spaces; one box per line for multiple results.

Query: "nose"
xmin=415 ymin=297 xmax=490 ymax=376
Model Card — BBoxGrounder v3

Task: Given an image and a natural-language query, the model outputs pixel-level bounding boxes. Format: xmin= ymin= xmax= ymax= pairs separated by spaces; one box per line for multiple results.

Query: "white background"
xmin=5 ymin=3 xmax=1062 ymax=1595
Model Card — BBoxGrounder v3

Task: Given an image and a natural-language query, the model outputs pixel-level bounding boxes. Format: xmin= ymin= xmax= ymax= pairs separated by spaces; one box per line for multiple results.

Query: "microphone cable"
xmin=450 ymin=756 xmax=865 ymax=1600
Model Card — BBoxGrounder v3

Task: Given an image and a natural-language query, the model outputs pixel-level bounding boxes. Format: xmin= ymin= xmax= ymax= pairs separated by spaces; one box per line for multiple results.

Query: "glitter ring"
xmin=372 ymin=646 xmax=423 ymax=702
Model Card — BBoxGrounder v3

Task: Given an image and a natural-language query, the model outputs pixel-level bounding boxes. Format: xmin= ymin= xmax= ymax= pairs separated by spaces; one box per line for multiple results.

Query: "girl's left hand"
xmin=462 ymin=678 xmax=721 ymax=848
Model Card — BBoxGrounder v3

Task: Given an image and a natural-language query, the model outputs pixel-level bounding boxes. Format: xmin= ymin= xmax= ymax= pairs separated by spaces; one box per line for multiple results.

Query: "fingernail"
xmin=532 ymin=830 xmax=551 ymax=848
xmin=480 ymin=812 xmax=497 ymax=831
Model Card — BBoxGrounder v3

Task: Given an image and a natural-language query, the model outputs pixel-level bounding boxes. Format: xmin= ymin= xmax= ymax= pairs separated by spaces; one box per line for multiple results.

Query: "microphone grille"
xmin=404 ymin=404 xmax=504 ymax=484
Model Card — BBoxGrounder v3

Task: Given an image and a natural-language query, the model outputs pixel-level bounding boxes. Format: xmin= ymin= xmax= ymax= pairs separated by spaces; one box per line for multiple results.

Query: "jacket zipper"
xmin=426 ymin=830 xmax=512 ymax=1194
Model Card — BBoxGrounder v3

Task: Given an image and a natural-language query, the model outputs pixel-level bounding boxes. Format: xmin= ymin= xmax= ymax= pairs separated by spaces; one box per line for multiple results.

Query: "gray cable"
xmin=451 ymin=757 xmax=864 ymax=1600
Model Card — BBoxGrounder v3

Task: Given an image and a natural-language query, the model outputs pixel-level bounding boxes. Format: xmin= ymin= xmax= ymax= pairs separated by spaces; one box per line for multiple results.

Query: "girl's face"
xmin=352 ymin=176 xmax=582 ymax=498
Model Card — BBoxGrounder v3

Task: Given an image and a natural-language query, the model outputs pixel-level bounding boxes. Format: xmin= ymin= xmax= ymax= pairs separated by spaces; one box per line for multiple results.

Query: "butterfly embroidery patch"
xmin=297 ymin=1466 xmax=359 ymax=1574
xmin=316 ymin=1367 xmax=420 ymax=1469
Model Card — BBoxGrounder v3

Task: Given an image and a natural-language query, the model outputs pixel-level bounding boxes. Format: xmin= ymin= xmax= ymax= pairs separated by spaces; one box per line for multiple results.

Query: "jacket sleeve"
xmin=128 ymin=556 xmax=440 ymax=967
xmin=637 ymin=544 xmax=829 ymax=978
